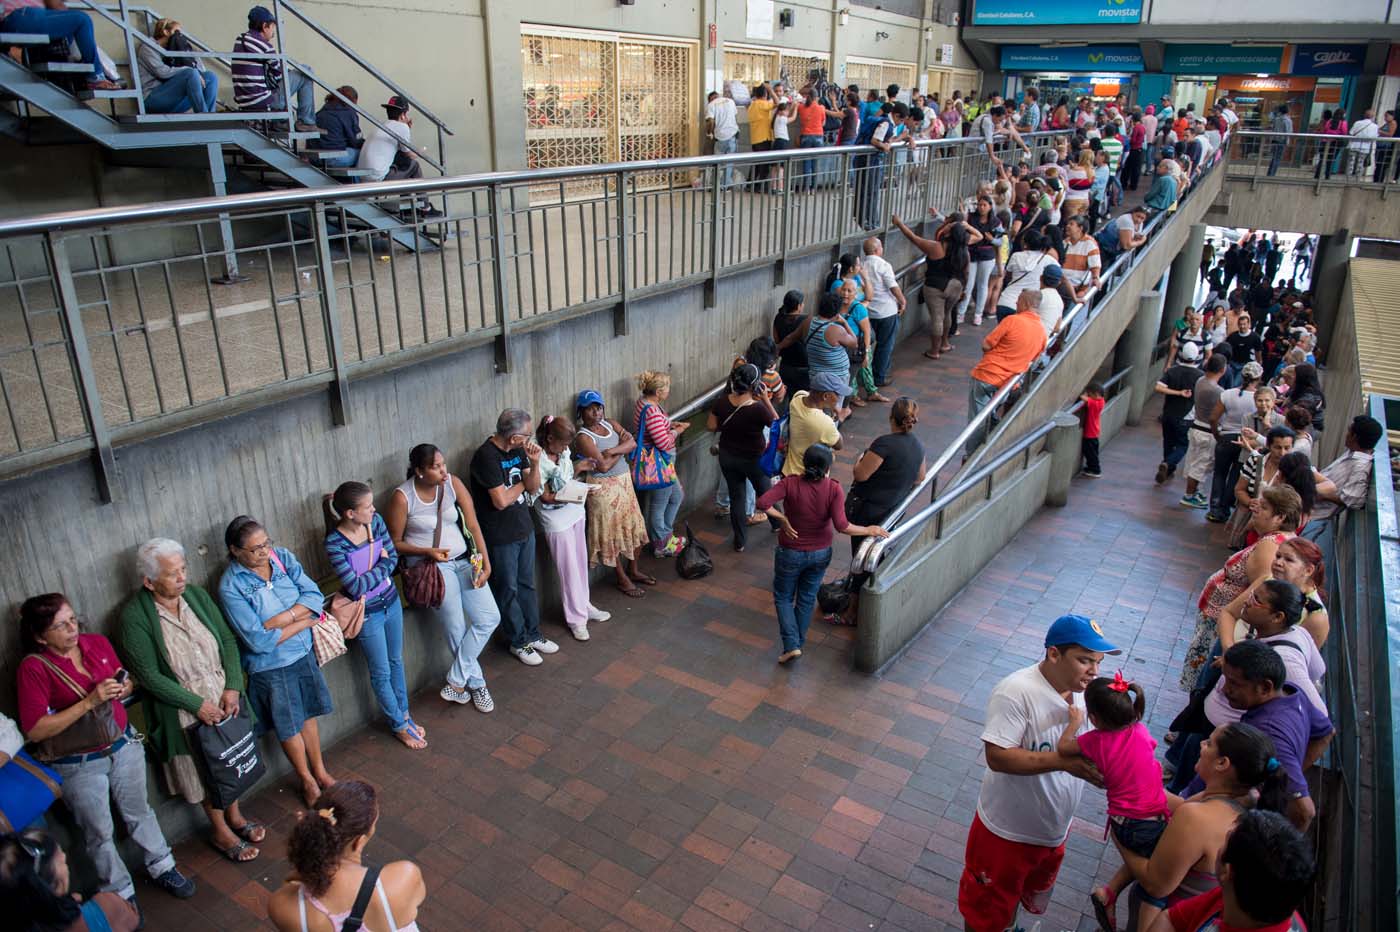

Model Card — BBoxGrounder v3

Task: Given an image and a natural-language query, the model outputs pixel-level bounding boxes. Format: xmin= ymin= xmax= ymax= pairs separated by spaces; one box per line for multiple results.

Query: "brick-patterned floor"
xmin=138 ymin=326 xmax=1224 ymax=932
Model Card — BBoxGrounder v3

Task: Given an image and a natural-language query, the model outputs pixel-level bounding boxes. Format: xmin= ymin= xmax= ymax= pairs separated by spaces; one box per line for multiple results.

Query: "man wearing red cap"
xmin=958 ymin=614 xmax=1120 ymax=932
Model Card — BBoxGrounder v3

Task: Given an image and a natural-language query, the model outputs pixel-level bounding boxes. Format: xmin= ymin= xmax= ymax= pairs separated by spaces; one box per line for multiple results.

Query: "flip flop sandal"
xmin=923 ymin=351 xmax=941 ymax=360
xmin=232 ymin=820 xmax=267 ymax=844
xmin=634 ymin=574 xmax=658 ymax=586
xmin=1090 ymin=887 xmax=1118 ymax=932
xmin=393 ymin=726 xmax=427 ymax=750
xmin=405 ymin=718 xmax=427 ymax=741
xmin=616 ymin=584 xmax=646 ymax=598
xmin=213 ymin=838 xmax=259 ymax=862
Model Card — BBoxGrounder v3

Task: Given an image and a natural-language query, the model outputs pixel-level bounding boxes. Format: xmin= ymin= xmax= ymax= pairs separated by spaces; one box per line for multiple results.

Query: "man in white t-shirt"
xmin=357 ymin=95 xmax=420 ymax=181
xmin=705 ymin=90 xmax=740 ymax=187
xmin=1347 ymin=108 xmax=1379 ymax=177
xmin=1036 ymin=264 xmax=1066 ymax=339
xmin=860 ymin=236 xmax=905 ymax=389
xmin=959 ymin=614 xmax=1119 ymax=932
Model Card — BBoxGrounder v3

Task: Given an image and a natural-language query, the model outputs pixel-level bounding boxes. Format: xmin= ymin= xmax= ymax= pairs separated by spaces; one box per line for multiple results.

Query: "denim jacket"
xmin=218 ymin=547 xmax=324 ymax=673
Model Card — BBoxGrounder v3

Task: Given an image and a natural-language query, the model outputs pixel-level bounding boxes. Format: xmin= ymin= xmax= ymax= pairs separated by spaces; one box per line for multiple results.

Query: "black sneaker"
xmin=1081 ymin=469 xmax=1103 ymax=479
xmin=126 ymin=896 xmax=145 ymax=931
xmin=154 ymin=867 xmax=196 ymax=899
xmin=1205 ymin=511 xmax=1228 ymax=523
xmin=1155 ymin=462 xmax=1169 ymax=484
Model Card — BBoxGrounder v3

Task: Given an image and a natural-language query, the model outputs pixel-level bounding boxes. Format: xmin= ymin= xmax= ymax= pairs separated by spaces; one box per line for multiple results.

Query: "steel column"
xmin=488 ymin=184 xmax=511 ymax=372
xmin=705 ymin=165 xmax=722 ymax=308
xmin=614 ymin=170 xmax=629 ymax=336
xmin=312 ymin=203 xmax=350 ymax=425
xmin=205 ymin=142 xmax=247 ymax=284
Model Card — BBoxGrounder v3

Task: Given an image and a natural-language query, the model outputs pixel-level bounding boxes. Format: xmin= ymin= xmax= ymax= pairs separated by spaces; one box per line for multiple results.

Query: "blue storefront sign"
xmin=1163 ymin=45 xmax=1286 ymax=75
xmin=1288 ymin=44 xmax=1367 ymax=77
xmin=1000 ymin=45 xmax=1144 ymax=73
xmin=973 ymin=0 xmax=1143 ymax=26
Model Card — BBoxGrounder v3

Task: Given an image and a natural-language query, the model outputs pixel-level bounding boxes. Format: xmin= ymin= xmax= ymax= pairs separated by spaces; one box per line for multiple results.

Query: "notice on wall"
xmin=941 ymin=43 xmax=955 ymax=66
xmin=746 ymin=0 xmax=774 ymax=41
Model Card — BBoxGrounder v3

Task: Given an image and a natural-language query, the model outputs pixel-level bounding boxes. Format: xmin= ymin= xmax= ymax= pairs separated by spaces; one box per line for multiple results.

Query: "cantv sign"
xmin=973 ymin=0 xmax=1143 ymax=26
xmin=1000 ymin=45 xmax=1145 ymax=73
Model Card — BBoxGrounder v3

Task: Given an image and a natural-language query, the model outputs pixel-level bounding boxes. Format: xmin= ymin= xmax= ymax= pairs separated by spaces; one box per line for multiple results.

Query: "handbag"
xmin=32 ymin=655 xmax=124 ymax=761
xmin=631 ymin=404 xmax=677 ymax=491
xmin=400 ymin=484 xmax=447 ymax=608
xmin=675 ymin=523 xmax=713 ymax=579
xmin=817 ymin=574 xmax=861 ymax=615
xmin=310 ymin=613 xmax=348 ymax=665
xmin=759 ymin=414 xmax=789 ymax=477
xmin=327 ymin=592 xmax=367 ymax=638
xmin=190 ymin=708 xmax=265 ymax=810
xmin=0 ymin=750 xmax=62 ymax=832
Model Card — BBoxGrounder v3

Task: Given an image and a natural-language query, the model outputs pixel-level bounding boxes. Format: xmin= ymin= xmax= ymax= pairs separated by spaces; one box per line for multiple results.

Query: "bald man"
xmin=861 ymin=236 xmax=906 ymax=388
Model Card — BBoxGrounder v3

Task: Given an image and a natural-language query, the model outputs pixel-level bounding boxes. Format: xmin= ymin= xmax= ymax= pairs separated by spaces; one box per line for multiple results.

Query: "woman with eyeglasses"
xmin=15 ymin=595 xmax=195 ymax=910
xmin=0 ymin=829 xmax=140 ymax=932
xmin=218 ymin=515 xmax=336 ymax=808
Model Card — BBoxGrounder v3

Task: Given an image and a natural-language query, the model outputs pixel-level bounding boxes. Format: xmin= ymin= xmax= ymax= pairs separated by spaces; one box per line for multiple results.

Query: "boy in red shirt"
xmin=1080 ymin=381 xmax=1105 ymax=478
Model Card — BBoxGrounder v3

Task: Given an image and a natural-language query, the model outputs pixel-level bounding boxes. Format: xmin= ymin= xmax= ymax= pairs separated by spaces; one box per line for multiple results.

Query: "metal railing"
xmin=1225 ymin=129 xmax=1400 ymax=194
xmin=853 ymin=147 xmax=1224 ymax=575
xmin=0 ymin=130 xmax=1059 ymax=499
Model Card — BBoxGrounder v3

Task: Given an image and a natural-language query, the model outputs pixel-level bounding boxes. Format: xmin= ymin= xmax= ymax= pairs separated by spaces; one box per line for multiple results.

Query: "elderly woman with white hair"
xmin=117 ymin=537 xmax=265 ymax=862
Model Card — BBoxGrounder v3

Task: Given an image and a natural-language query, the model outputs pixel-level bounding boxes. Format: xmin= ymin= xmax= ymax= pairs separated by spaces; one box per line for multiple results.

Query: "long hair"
xmin=286 ymin=781 xmax=380 ymax=897
xmin=0 ymin=830 xmax=82 ymax=930
xmin=1277 ymin=451 xmax=1317 ymax=517
xmin=1214 ymin=723 xmax=1291 ymax=814
xmin=802 ymin=443 xmax=834 ymax=482
xmin=323 ymin=481 xmax=372 ymax=536
xmin=1289 ymin=363 xmax=1324 ymax=403
xmin=824 ymin=254 xmax=859 ymax=292
xmin=405 ymin=443 xmax=441 ymax=481
xmin=944 ymin=222 xmax=971 ymax=283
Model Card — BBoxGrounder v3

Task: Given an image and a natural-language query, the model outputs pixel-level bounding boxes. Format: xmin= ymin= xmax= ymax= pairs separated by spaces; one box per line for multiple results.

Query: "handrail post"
xmin=614 ymin=170 xmax=629 ymax=337
xmin=836 ymin=149 xmax=852 ymax=258
xmin=487 ymin=183 xmax=511 ymax=372
xmin=312 ymin=202 xmax=350 ymax=425
xmin=271 ymin=0 xmax=295 ymax=133
xmin=705 ymin=164 xmax=722 ymax=308
xmin=117 ymin=0 xmax=144 ymax=116
xmin=775 ymin=166 xmax=792 ymax=287
xmin=45 ymin=232 xmax=118 ymax=502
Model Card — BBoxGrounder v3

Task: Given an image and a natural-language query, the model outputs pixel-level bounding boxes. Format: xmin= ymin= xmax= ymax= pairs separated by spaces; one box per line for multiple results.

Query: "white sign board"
xmin=746 ymin=0 xmax=774 ymax=41
xmin=941 ymin=43 xmax=955 ymax=65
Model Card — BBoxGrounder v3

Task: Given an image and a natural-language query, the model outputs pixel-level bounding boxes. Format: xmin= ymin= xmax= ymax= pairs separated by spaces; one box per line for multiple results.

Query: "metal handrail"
xmin=0 ymin=130 xmax=1062 ymax=239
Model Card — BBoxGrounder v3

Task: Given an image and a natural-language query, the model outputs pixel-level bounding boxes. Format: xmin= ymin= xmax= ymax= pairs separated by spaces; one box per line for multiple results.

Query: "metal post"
xmin=487 ymin=184 xmax=511 ymax=372
xmin=835 ymin=149 xmax=852 ymax=262
xmin=118 ymin=0 xmax=144 ymax=116
xmin=271 ymin=0 xmax=295 ymax=132
xmin=312 ymin=202 xmax=350 ymax=425
xmin=45 ymin=233 xmax=118 ymax=503
xmin=205 ymin=143 xmax=248 ymax=284
xmin=614 ymin=170 xmax=629 ymax=337
xmin=775 ymin=168 xmax=792 ymax=287
xmin=705 ymin=164 xmax=722 ymax=308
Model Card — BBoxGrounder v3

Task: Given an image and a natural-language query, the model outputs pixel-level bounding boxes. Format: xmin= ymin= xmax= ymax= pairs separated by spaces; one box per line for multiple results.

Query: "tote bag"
xmin=191 ymin=709 xmax=265 ymax=810
xmin=631 ymin=404 xmax=677 ymax=491
xmin=0 ymin=750 xmax=62 ymax=832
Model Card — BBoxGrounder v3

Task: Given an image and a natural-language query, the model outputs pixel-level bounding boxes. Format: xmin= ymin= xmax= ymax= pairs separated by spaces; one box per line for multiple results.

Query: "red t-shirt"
xmin=1168 ymin=888 xmax=1307 ymax=932
xmin=797 ymin=100 xmax=827 ymax=137
xmin=756 ymin=475 xmax=849 ymax=551
xmin=1082 ymin=396 xmax=1105 ymax=440
xmin=17 ymin=633 xmax=129 ymax=736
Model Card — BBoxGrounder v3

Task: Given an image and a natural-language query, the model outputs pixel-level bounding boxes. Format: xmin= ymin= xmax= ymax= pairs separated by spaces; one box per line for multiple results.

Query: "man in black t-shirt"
xmin=469 ymin=408 xmax=553 ymax=665
xmin=1154 ymin=341 xmax=1202 ymax=484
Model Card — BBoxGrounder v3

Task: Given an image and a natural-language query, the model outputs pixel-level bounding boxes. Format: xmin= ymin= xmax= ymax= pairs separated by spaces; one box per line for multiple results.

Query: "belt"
xmin=46 ymin=727 xmax=138 ymax=766
xmin=1190 ymin=421 xmax=1215 ymax=434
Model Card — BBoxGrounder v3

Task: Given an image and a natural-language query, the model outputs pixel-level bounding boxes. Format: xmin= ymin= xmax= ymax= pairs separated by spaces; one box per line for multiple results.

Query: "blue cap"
xmin=248 ymin=6 xmax=276 ymax=25
xmin=1044 ymin=614 xmax=1121 ymax=654
xmin=575 ymin=389 xmax=604 ymax=411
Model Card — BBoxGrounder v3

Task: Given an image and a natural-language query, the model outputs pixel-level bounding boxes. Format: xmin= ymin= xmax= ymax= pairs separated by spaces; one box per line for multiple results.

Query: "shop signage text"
xmin=1163 ymin=45 xmax=1285 ymax=75
xmin=1287 ymin=44 xmax=1367 ymax=77
xmin=1000 ymin=44 xmax=1144 ymax=73
xmin=973 ymin=0 xmax=1143 ymax=26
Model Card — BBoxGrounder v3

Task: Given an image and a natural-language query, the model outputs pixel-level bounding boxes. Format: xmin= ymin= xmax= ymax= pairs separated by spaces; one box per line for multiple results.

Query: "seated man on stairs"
xmin=1 ymin=0 xmax=121 ymax=91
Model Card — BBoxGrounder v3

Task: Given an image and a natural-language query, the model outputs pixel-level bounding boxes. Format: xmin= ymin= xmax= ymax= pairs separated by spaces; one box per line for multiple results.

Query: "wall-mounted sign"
xmin=941 ymin=43 xmax=955 ymax=65
xmin=1216 ymin=75 xmax=1316 ymax=93
xmin=972 ymin=0 xmax=1143 ymax=26
xmin=999 ymin=45 xmax=1144 ymax=73
xmin=1285 ymin=44 xmax=1366 ymax=77
xmin=1163 ymin=45 xmax=1286 ymax=75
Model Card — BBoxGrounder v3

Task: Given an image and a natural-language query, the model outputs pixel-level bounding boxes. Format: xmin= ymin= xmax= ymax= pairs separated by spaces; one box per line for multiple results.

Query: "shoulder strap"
xmin=431 ymin=481 xmax=445 ymax=549
xmin=34 ymin=654 xmax=87 ymax=702
xmin=635 ymin=404 xmax=650 ymax=449
xmin=374 ymin=877 xmax=399 ymax=930
xmin=297 ymin=886 xmax=310 ymax=932
xmin=342 ymin=865 xmax=382 ymax=932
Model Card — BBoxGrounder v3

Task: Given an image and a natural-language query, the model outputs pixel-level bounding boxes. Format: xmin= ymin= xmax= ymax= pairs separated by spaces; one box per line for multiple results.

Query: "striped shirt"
xmin=231 ymin=29 xmax=281 ymax=110
xmin=633 ymin=399 xmax=678 ymax=453
xmin=324 ymin=512 xmax=399 ymax=603
xmin=1062 ymin=236 xmax=1101 ymax=289
xmin=1100 ymin=136 xmax=1123 ymax=173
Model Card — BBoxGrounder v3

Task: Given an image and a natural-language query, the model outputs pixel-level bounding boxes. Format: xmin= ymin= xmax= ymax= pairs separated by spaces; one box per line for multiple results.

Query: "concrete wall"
xmin=1215 ymin=179 xmax=1400 ymax=242
xmin=1319 ymin=267 xmax=1364 ymax=466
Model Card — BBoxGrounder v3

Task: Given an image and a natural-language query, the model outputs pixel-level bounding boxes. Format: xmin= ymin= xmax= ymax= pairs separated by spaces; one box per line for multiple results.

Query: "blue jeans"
xmin=715 ymin=477 xmax=755 ymax=514
xmin=269 ymin=66 xmax=316 ymax=125
xmin=487 ymin=534 xmax=542 ymax=650
xmin=645 ymin=481 xmax=684 ymax=546
xmin=853 ymin=154 xmax=885 ymax=228
xmin=1 ymin=7 xmax=102 ymax=78
xmin=966 ymin=377 xmax=1001 ymax=456
xmin=1300 ymin=516 xmax=1335 ymax=574
xmin=356 ymin=595 xmax=410 ymax=731
xmin=870 ymin=313 xmax=899 ymax=385
xmin=319 ymin=146 xmax=361 ymax=168
xmin=144 ymin=68 xmax=218 ymax=114
xmin=428 ymin=558 xmax=501 ymax=689
xmin=773 ymin=546 xmax=832 ymax=652
xmin=714 ymin=135 xmax=737 ymax=188
xmin=799 ymin=134 xmax=824 ymax=189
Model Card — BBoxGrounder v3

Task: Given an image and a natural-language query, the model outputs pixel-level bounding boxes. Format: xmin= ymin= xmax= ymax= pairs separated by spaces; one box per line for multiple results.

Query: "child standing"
xmin=1057 ymin=673 xmax=1169 ymax=932
xmin=1080 ymin=382 xmax=1105 ymax=477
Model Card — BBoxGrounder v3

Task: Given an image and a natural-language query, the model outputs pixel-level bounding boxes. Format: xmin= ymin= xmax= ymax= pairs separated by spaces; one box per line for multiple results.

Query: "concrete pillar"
xmin=830 ymin=2 xmax=850 ymax=89
xmin=1043 ymin=411 xmax=1083 ymax=507
xmin=1160 ymin=222 xmax=1206 ymax=344
xmin=1118 ymin=290 xmax=1166 ymax=427
xmin=1311 ymin=228 xmax=1353 ymax=363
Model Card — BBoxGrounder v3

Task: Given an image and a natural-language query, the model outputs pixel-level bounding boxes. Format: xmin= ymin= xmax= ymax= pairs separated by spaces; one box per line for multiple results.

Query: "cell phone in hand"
xmin=113 ymin=669 xmax=129 ymax=685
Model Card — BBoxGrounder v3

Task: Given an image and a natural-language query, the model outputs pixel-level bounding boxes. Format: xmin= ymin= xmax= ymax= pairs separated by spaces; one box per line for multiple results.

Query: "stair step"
xmin=29 ymin=61 xmax=92 ymax=74
xmin=327 ymin=167 xmax=375 ymax=177
xmin=1 ymin=32 xmax=50 ymax=45
xmin=76 ymin=89 xmax=141 ymax=100
xmin=307 ymin=149 xmax=350 ymax=160
xmin=268 ymin=131 xmax=326 ymax=141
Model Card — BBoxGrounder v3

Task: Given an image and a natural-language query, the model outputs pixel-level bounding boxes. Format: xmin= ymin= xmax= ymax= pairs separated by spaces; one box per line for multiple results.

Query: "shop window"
xmin=722 ymin=46 xmax=830 ymax=93
xmin=846 ymin=59 xmax=916 ymax=98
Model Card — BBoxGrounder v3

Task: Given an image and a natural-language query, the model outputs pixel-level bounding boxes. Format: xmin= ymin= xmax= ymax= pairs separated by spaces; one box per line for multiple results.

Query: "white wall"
xmin=1148 ymin=0 xmax=1389 ymax=25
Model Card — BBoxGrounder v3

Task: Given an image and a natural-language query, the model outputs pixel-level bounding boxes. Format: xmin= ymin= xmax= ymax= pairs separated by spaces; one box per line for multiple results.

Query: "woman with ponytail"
xmin=708 ymin=363 xmax=782 ymax=552
xmin=756 ymin=444 xmax=888 ymax=664
xmin=268 ymin=781 xmax=425 ymax=932
xmin=1120 ymin=722 xmax=1291 ymax=931
xmin=846 ymin=397 xmax=926 ymax=557
xmin=323 ymin=482 xmax=420 ymax=750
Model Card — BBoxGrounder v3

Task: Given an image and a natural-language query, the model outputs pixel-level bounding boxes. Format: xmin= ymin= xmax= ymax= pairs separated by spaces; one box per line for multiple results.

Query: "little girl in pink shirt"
xmin=1058 ymin=672 xmax=1170 ymax=932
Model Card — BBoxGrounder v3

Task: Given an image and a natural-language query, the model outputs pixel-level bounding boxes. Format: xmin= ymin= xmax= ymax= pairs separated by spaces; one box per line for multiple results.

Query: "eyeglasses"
xmin=240 ymin=540 xmax=273 ymax=554
xmin=45 ymin=616 xmax=82 ymax=634
xmin=14 ymin=835 xmax=45 ymax=874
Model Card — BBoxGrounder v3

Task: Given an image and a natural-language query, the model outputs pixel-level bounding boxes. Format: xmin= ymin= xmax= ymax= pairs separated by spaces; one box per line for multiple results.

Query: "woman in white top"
xmin=532 ymin=416 xmax=610 ymax=641
xmin=268 ymin=780 xmax=424 ymax=932
xmin=771 ymin=100 xmax=792 ymax=192
xmin=383 ymin=443 xmax=501 ymax=714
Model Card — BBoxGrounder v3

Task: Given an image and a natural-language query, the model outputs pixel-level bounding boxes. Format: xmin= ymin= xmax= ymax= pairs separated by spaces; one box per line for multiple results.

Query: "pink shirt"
xmin=1077 ymin=722 xmax=1169 ymax=820
xmin=17 ymin=633 xmax=129 ymax=737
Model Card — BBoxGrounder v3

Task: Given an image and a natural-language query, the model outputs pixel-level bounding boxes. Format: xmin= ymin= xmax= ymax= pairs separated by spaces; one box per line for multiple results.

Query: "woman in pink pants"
xmin=533 ymin=417 xmax=610 ymax=640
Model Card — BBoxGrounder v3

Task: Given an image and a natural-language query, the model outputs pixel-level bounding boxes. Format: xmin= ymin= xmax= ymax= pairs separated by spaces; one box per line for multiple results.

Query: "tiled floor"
xmin=137 ymin=326 xmax=1226 ymax=932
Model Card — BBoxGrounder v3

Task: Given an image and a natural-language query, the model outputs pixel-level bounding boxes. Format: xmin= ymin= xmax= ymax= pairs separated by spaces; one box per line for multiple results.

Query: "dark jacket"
xmin=314 ymin=102 xmax=363 ymax=151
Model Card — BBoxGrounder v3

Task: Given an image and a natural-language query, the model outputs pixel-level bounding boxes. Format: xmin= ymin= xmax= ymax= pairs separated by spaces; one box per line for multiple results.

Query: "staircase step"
xmin=267 ymin=131 xmax=326 ymax=142
xmin=307 ymin=149 xmax=350 ymax=160
xmin=0 ymin=33 xmax=49 ymax=45
xmin=327 ymin=167 xmax=375 ymax=177
xmin=76 ymin=89 xmax=141 ymax=100
xmin=29 ymin=61 xmax=92 ymax=74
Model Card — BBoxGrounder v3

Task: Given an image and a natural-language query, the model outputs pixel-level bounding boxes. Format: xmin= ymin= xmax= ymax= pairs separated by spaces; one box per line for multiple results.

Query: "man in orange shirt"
xmin=795 ymin=86 xmax=843 ymax=191
xmin=965 ymin=289 xmax=1048 ymax=456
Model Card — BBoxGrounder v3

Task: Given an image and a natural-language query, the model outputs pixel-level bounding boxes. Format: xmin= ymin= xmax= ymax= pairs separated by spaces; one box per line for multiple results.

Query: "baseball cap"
xmin=1178 ymin=341 xmax=1201 ymax=362
xmin=248 ymin=5 xmax=275 ymax=25
xmin=809 ymin=371 xmax=847 ymax=395
xmin=1044 ymin=614 xmax=1121 ymax=655
xmin=1041 ymin=264 xmax=1063 ymax=285
xmin=382 ymin=95 xmax=410 ymax=113
xmin=575 ymin=389 xmax=604 ymax=411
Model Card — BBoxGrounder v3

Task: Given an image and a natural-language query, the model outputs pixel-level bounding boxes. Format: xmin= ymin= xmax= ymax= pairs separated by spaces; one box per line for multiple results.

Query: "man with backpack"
xmin=853 ymin=102 xmax=909 ymax=230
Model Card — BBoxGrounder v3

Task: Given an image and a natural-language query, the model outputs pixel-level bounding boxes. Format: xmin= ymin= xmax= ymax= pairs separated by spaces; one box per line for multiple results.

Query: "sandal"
xmin=212 ymin=838 xmax=259 ymax=862
xmin=633 ymin=572 xmax=657 ymax=586
xmin=393 ymin=725 xmax=427 ymax=750
xmin=405 ymin=718 xmax=426 ymax=740
xmin=923 ymin=350 xmax=941 ymax=360
xmin=746 ymin=513 xmax=768 ymax=526
xmin=616 ymin=584 xmax=645 ymax=598
xmin=850 ymin=397 xmax=867 ymax=408
xmin=823 ymin=612 xmax=857 ymax=626
xmin=1090 ymin=886 xmax=1118 ymax=932
xmin=231 ymin=820 xmax=266 ymax=844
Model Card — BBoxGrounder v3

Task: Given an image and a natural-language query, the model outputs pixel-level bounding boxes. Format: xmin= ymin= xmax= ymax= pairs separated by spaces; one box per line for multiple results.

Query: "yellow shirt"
xmin=748 ymin=99 xmax=776 ymax=145
xmin=783 ymin=392 xmax=841 ymax=476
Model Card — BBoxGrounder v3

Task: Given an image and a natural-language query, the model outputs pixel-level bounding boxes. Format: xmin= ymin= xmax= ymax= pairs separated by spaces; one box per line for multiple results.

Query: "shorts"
xmin=1183 ymin=426 xmax=1215 ymax=482
xmin=958 ymin=813 xmax=1066 ymax=932
xmin=1110 ymin=815 xmax=1168 ymax=858
xmin=247 ymin=649 xmax=334 ymax=741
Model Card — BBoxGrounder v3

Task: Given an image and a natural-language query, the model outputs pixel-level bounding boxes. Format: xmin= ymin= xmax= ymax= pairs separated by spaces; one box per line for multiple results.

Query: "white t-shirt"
xmin=862 ymin=254 xmax=900 ymax=319
xmin=706 ymin=97 xmax=739 ymax=142
xmin=1205 ymin=627 xmax=1328 ymax=728
xmin=773 ymin=114 xmax=790 ymax=142
xmin=0 ymin=712 xmax=22 ymax=758
xmin=357 ymin=120 xmax=412 ymax=181
xmin=999 ymin=251 xmax=1056 ymax=312
xmin=1037 ymin=287 xmax=1064 ymax=336
xmin=977 ymin=664 xmax=1087 ymax=847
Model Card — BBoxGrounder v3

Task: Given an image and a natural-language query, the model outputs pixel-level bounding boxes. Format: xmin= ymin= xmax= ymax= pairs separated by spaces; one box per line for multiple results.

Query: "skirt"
xmin=585 ymin=472 xmax=651 ymax=568
xmin=1179 ymin=610 xmax=1217 ymax=692
xmin=247 ymin=650 xmax=333 ymax=741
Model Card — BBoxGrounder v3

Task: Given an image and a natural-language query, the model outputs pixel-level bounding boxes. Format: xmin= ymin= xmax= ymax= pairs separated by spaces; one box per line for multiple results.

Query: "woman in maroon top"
xmin=757 ymin=444 xmax=888 ymax=664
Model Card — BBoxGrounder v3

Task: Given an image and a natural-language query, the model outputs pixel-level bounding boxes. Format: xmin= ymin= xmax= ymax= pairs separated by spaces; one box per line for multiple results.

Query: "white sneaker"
xmin=587 ymin=606 xmax=611 ymax=623
xmin=530 ymin=638 xmax=560 ymax=654
xmin=569 ymin=624 xmax=590 ymax=642
xmin=468 ymin=686 xmax=494 ymax=713
xmin=439 ymin=683 xmax=471 ymax=704
xmin=510 ymin=645 xmax=543 ymax=666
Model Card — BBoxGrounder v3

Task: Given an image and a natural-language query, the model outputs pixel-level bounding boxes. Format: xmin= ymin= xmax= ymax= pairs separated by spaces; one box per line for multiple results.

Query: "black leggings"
xmin=718 ymin=449 xmax=777 ymax=549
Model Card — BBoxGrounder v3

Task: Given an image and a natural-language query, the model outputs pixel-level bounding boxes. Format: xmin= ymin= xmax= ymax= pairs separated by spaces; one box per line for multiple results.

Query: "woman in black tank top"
xmin=891 ymin=213 xmax=980 ymax=360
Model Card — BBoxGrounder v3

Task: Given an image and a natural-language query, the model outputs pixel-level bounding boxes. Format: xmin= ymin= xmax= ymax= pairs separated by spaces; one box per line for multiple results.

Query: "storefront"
xmin=1160 ymin=43 xmax=1363 ymax=130
xmin=999 ymin=45 xmax=1143 ymax=108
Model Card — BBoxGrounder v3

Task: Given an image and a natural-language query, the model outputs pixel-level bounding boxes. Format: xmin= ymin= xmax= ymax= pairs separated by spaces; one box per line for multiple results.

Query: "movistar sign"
xmin=999 ymin=44 xmax=1145 ymax=73
xmin=972 ymin=0 xmax=1144 ymax=26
